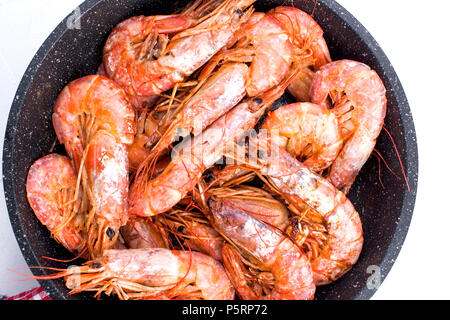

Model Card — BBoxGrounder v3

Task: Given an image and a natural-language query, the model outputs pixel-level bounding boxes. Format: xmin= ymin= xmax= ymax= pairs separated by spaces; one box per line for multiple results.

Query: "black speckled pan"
xmin=3 ymin=0 xmax=418 ymax=300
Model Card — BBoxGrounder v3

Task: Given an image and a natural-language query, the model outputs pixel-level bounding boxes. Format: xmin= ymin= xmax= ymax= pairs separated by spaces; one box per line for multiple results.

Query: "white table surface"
xmin=0 ymin=0 xmax=449 ymax=299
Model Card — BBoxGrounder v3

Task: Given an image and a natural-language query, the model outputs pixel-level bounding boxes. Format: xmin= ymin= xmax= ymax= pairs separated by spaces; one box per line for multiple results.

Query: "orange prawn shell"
xmin=210 ymin=198 xmax=315 ymax=300
xmin=310 ymin=60 xmax=387 ymax=114
xmin=310 ymin=59 xmax=387 ymax=193
xmin=175 ymin=62 xmax=249 ymax=136
xmin=52 ymin=75 xmax=135 ymax=167
xmin=311 ymin=192 xmax=363 ymax=285
xmin=26 ymin=154 xmax=85 ymax=255
xmin=71 ymin=248 xmax=235 ymax=300
xmin=83 ymin=130 xmax=130 ymax=258
xmin=184 ymin=222 xmax=225 ymax=263
xmin=219 ymin=196 xmax=289 ymax=228
xmin=121 ymin=218 xmax=170 ymax=250
xmin=263 ymin=143 xmax=364 ymax=285
xmin=85 ymin=131 xmax=130 ymax=228
xmin=103 ymin=14 xmax=192 ymax=105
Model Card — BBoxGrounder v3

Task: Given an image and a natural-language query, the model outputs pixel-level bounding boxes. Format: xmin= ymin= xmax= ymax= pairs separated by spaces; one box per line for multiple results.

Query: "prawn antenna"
xmin=382 ymin=126 xmax=411 ymax=192
xmin=374 ymin=151 xmax=385 ymax=190
xmin=40 ymin=247 xmax=87 ymax=263
xmin=311 ymin=0 xmax=319 ymax=17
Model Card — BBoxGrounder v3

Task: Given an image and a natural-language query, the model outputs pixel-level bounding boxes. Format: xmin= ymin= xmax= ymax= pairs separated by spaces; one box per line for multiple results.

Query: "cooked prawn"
xmin=49 ymin=248 xmax=235 ymax=300
xmin=202 ymin=10 xmax=294 ymax=97
xmin=258 ymin=140 xmax=364 ymax=285
xmin=261 ymin=102 xmax=343 ymax=172
xmin=51 ymin=74 xmax=135 ymax=257
xmin=26 ymin=154 xmax=86 ymax=257
xmin=104 ymin=0 xmax=255 ymax=105
xmin=310 ymin=59 xmax=387 ymax=193
xmin=52 ymin=75 xmax=135 ymax=171
xmin=102 ymin=12 xmax=191 ymax=107
xmin=208 ymin=197 xmax=315 ymax=300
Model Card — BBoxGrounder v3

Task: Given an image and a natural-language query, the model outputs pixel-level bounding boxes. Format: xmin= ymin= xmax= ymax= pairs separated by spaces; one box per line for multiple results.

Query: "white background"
xmin=0 ymin=0 xmax=449 ymax=299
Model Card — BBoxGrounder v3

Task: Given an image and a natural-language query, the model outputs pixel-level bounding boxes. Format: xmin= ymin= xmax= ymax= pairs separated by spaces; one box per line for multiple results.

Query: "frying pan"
xmin=3 ymin=0 xmax=418 ymax=300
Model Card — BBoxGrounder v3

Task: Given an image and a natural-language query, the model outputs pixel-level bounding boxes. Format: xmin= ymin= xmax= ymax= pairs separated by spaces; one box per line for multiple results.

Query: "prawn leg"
xmin=310 ymin=59 xmax=387 ymax=193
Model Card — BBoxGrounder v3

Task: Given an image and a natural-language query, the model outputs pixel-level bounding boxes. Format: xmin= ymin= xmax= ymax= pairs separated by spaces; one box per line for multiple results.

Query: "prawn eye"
xmin=106 ymin=227 xmax=116 ymax=239
xmin=253 ymin=97 xmax=263 ymax=105
xmin=203 ymin=169 xmax=216 ymax=183
xmin=207 ymin=197 xmax=214 ymax=208
xmin=89 ymin=262 xmax=102 ymax=269
xmin=235 ymin=9 xmax=243 ymax=15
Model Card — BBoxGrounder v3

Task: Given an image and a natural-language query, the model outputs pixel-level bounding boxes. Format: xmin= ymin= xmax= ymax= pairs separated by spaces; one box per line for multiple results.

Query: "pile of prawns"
xmin=25 ymin=0 xmax=387 ymax=300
